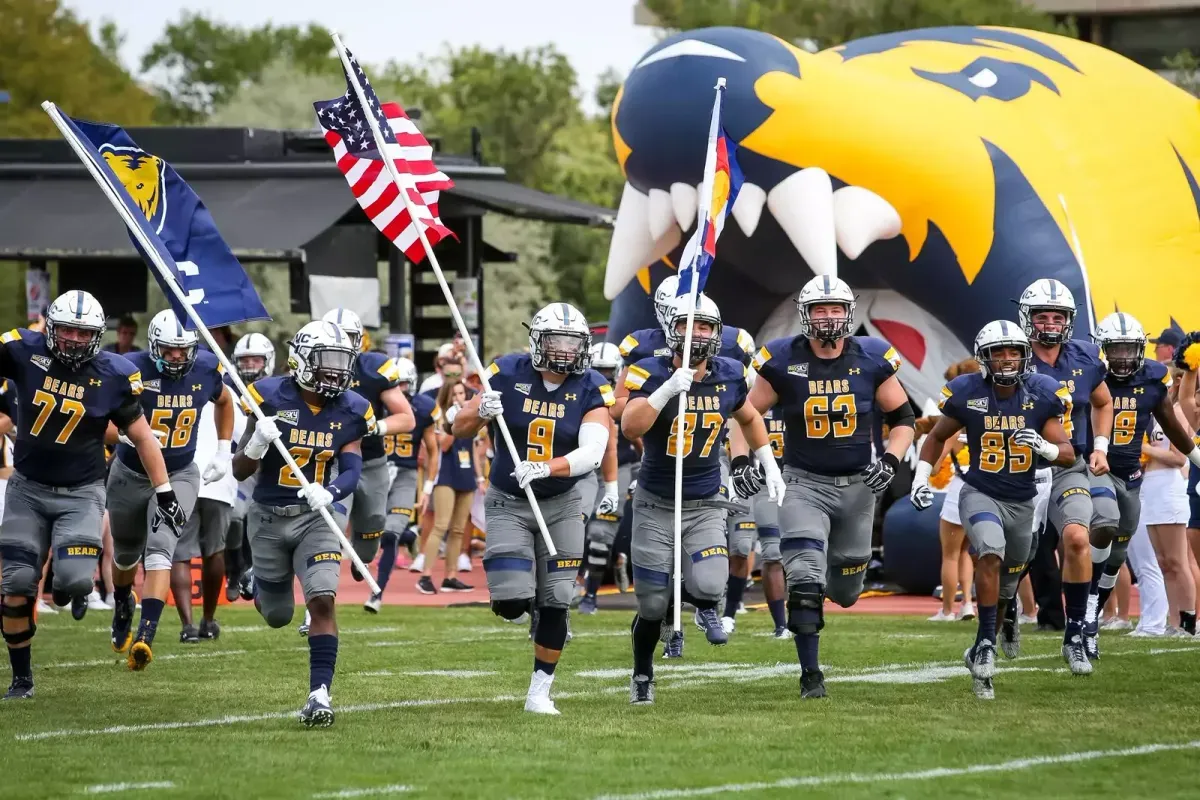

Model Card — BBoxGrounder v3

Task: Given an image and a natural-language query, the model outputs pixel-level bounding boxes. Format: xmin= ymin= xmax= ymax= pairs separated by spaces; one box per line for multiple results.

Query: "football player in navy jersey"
xmin=321 ymin=309 xmax=416 ymax=579
xmin=735 ymin=406 xmax=789 ymax=638
xmin=0 ymin=291 xmax=184 ymax=700
xmin=106 ymin=310 xmax=232 ymax=670
xmin=1017 ymin=279 xmax=1114 ymax=671
xmin=913 ymin=321 xmax=1074 ymax=698
xmin=622 ymin=293 xmax=783 ymax=705
xmin=736 ymin=275 xmax=915 ymax=699
xmin=232 ymin=320 xmax=373 ymax=727
xmin=366 ymin=356 xmax=440 ymax=612
xmin=452 ymin=302 xmax=614 ymax=715
xmin=1085 ymin=313 xmax=1200 ymax=656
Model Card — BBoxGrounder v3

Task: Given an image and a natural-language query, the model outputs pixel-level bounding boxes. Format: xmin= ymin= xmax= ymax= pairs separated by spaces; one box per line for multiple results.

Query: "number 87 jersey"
xmin=484 ymin=353 xmax=615 ymax=499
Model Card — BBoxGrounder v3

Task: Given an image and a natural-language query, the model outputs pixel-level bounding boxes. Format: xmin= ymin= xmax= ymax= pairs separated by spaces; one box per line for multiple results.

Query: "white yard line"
xmin=591 ymin=740 xmax=1200 ymax=799
xmin=311 ymin=785 xmax=412 ymax=798
xmin=84 ymin=782 xmax=175 ymax=794
xmin=48 ymin=650 xmax=247 ymax=669
xmin=355 ymin=670 xmax=497 ymax=678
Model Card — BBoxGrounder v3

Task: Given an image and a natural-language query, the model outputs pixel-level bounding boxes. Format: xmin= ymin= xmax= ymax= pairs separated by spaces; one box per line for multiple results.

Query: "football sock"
xmin=1181 ymin=610 xmax=1196 ymax=635
xmin=1063 ymin=581 xmax=1089 ymax=639
xmin=308 ymin=634 xmax=338 ymax=692
xmin=376 ymin=532 xmax=398 ymax=592
xmin=135 ymin=598 xmax=165 ymax=645
xmin=794 ymin=633 xmax=819 ymax=673
xmin=976 ymin=604 xmax=998 ymax=647
xmin=585 ymin=571 xmax=603 ymax=598
xmin=723 ymin=575 xmax=746 ymax=619
xmin=632 ymin=615 xmax=661 ymax=679
xmin=768 ymin=599 xmax=786 ymax=629
xmin=9 ymin=646 xmax=32 ymax=680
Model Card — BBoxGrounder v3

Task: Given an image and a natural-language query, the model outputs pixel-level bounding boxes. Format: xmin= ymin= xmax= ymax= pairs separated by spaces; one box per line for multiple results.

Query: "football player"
xmin=366 ymin=356 xmax=440 ymax=612
xmin=451 ymin=303 xmax=613 ymax=715
xmin=232 ymin=320 xmax=372 ymax=727
xmin=737 ymin=276 xmax=915 ymax=699
xmin=0 ymin=291 xmax=184 ymax=699
xmin=321 ymin=309 xmax=416 ymax=579
xmin=107 ymin=309 xmax=232 ymax=668
xmin=738 ymin=406 xmax=789 ymax=638
xmin=622 ymin=293 xmax=783 ymax=705
xmin=226 ymin=332 xmax=275 ymax=601
xmin=1086 ymin=313 xmax=1200 ymax=655
xmin=912 ymin=321 xmax=1074 ymax=699
xmin=1017 ymin=279 xmax=1113 ymax=671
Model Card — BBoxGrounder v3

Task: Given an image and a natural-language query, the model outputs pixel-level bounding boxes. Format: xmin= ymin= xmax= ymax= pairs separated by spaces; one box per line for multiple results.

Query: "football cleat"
xmin=629 ymin=674 xmax=655 ymax=705
xmin=566 ymin=616 xmax=573 ymax=644
xmin=179 ymin=625 xmax=200 ymax=644
xmin=363 ymin=592 xmax=383 ymax=614
xmin=2 ymin=676 xmax=34 ymax=700
xmin=71 ymin=594 xmax=89 ymax=621
xmin=300 ymin=685 xmax=335 ymax=728
xmin=87 ymin=589 xmax=112 ymax=611
xmin=350 ymin=562 xmax=364 ymax=583
xmin=225 ymin=575 xmax=241 ymax=603
xmin=524 ymin=671 xmax=560 ymax=715
xmin=1062 ymin=635 xmax=1094 ymax=675
xmin=662 ymin=630 xmax=684 ymax=659
xmin=127 ymin=639 xmax=153 ymax=671
xmin=238 ymin=569 xmax=255 ymax=602
xmin=578 ymin=594 xmax=598 ymax=615
xmin=772 ymin=625 xmax=791 ymax=640
xmin=408 ymin=553 xmax=426 ymax=573
xmin=1083 ymin=619 xmax=1100 ymax=661
xmin=972 ymin=676 xmax=995 ymax=700
xmin=298 ymin=610 xmax=311 ymax=637
xmin=1000 ymin=616 xmax=1021 ymax=660
xmin=800 ymin=668 xmax=826 ymax=699
xmin=110 ymin=592 xmax=136 ymax=653
xmin=52 ymin=588 xmax=70 ymax=608
xmin=35 ymin=599 xmax=58 ymax=615
xmin=693 ymin=608 xmax=728 ymax=646
xmin=198 ymin=619 xmax=220 ymax=641
xmin=965 ymin=641 xmax=996 ymax=680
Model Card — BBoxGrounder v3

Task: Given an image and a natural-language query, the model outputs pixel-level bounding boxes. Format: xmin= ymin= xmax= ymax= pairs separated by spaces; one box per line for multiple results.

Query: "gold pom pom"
xmin=1183 ymin=342 xmax=1200 ymax=372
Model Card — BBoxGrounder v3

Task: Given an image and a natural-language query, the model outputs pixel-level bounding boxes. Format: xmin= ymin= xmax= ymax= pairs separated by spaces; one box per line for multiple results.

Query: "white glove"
xmin=387 ymin=463 xmax=399 ymax=485
xmin=118 ymin=432 xmax=135 ymax=448
xmin=444 ymin=404 xmax=460 ymax=425
xmin=479 ymin=391 xmax=504 ymax=420
xmin=202 ymin=444 xmax=232 ymax=484
xmin=760 ymin=456 xmax=786 ymax=508
xmin=512 ymin=460 xmax=551 ymax=489
xmin=245 ymin=416 xmax=281 ymax=460
xmin=298 ymin=482 xmax=334 ymax=511
xmin=1012 ymin=428 xmax=1059 ymax=461
xmin=596 ymin=481 xmax=620 ymax=516
xmin=910 ymin=461 xmax=934 ymax=510
xmin=370 ymin=418 xmax=389 ymax=437
xmin=648 ymin=368 xmax=695 ymax=411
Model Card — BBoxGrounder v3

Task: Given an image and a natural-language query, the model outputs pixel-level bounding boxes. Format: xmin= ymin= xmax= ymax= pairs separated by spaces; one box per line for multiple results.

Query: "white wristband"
xmin=375 ymin=419 xmax=389 ymax=437
xmin=155 ymin=482 xmax=173 ymax=494
xmin=1092 ymin=435 xmax=1109 ymax=454
xmin=604 ymin=480 xmax=619 ymax=497
xmin=753 ymin=443 xmax=775 ymax=466
xmin=422 ymin=480 xmax=434 ymax=495
xmin=1188 ymin=448 xmax=1200 ymax=469
xmin=914 ymin=460 xmax=933 ymax=486
xmin=1036 ymin=441 xmax=1061 ymax=461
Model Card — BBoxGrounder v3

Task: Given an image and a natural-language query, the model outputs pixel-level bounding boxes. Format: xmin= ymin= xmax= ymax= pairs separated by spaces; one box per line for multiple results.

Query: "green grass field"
xmin=4 ymin=604 xmax=1200 ymax=799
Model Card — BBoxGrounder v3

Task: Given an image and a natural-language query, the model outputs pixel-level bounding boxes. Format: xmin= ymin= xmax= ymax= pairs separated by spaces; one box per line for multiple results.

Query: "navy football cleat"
xmin=300 ymin=685 xmax=334 ymax=728
xmin=800 ymin=668 xmax=826 ymax=699
xmin=1083 ymin=619 xmax=1100 ymax=661
xmin=179 ymin=625 xmax=200 ymax=644
xmin=238 ymin=569 xmax=256 ymax=602
xmin=71 ymin=594 xmax=88 ymax=621
xmin=198 ymin=619 xmax=220 ymax=641
xmin=2 ymin=677 xmax=34 ymax=700
xmin=693 ymin=608 xmax=728 ymax=646
xmin=110 ymin=592 xmax=136 ymax=653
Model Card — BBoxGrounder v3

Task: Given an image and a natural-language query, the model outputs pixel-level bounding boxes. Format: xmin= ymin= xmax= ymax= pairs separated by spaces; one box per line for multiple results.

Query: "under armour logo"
xmin=88 ymin=378 xmax=102 ymax=386
xmin=848 ymin=368 xmax=862 ymax=375
xmin=330 ymin=422 xmax=343 ymax=429
xmin=1022 ymin=401 xmax=1035 ymax=410
xmin=714 ymin=384 xmax=727 ymax=392
xmin=1072 ymin=369 xmax=1083 ymax=376
xmin=192 ymin=383 xmax=202 ymax=391
xmin=565 ymin=393 xmax=578 ymax=401
xmin=1133 ymin=387 xmax=1145 ymax=394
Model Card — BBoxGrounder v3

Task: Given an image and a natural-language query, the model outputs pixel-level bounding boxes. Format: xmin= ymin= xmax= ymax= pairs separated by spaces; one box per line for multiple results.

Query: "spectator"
xmin=418 ymin=342 xmax=466 ymax=395
xmin=206 ymin=325 xmax=234 ymax=358
xmin=1150 ymin=327 xmax=1184 ymax=365
xmin=103 ymin=316 xmax=138 ymax=354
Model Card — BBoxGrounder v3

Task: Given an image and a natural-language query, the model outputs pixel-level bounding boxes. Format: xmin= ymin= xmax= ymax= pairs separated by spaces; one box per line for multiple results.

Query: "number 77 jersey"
xmin=484 ymin=353 xmax=615 ymax=500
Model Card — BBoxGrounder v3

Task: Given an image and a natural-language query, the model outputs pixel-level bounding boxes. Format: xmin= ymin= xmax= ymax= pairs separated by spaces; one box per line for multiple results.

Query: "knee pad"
xmin=1 ymin=597 xmax=37 ymax=645
xmin=397 ymin=526 xmax=418 ymax=549
xmin=491 ymin=597 xmax=533 ymax=622
xmin=113 ymin=552 xmax=143 ymax=571
xmin=586 ymin=538 xmax=611 ymax=569
xmin=260 ymin=602 xmax=296 ymax=629
xmin=999 ymin=560 xmax=1026 ymax=601
xmin=635 ymin=590 xmax=670 ymax=622
xmin=51 ymin=557 xmax=99 ymax=598
xmin=786 ymin=583 xmax=825 ymax=635
xmin=0 ymin=552 xmax=40 ymax=598
xmin=352 ymin=535 xmax=382 ymax=562
xmin=533 ymin=606 xmax=569 ymax=651
xmin=688 ymin=550 xmax=729 ymax=602
xmin=1107 ymin=533 xmax=1132 ymax=572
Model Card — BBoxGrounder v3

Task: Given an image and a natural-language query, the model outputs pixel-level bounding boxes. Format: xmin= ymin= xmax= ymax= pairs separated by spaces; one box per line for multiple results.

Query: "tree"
xmin=1165 ymin=49 xmax=1200 ymax=97
xmin=207 ymin=57 xmax=345 ymax=129
xmin=140 ymin=13 xmax=337 ymax=122
xmin=0 ymin=0 xmax=156 ymax=137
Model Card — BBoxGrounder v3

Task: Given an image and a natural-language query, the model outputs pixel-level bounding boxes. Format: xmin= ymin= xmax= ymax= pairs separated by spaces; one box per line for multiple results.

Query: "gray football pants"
xmin=0 ymin=473 xmax=105 ymax=598
xmin=482 ymin=485 xmax=583 ymax=610
xmin=631 ymin=485 xmax=728 ymax=621
xmin=107 ymin=458 xmax=200 ymax=572
xmin=246 ymin=501 xmax=348 ymax=628
xmin=959 ymin=483 xmax=1034 ymax=601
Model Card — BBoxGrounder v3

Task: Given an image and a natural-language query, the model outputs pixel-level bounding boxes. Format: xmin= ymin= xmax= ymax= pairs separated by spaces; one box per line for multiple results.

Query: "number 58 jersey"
xmin=484 ymin=353 xmax=615 ymax=500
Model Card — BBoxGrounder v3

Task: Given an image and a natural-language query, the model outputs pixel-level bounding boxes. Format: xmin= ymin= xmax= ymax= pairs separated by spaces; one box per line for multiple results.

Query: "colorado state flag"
xmin=677 ymin=83 xmax=743 ymax=299
xmin=56 ymin=113 xmax=270 ymax=330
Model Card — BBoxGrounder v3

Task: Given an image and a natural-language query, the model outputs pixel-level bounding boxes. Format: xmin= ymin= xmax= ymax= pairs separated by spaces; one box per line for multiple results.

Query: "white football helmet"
xmin=1018 ymin=279 xmax=1076 ymax=346
xmin=653 ymin=275 xmax=681 ymax=333
xmin=321 ymin=308 xmax=365 ymax=352
xmin=589 ymin=342 xmax=623 ymax=375
xmin=233 ymin=332 xmax=275 ymax=383
xmin=528 ymin=302 xmax=591 ymax=374
xmin=974 ymin=320 xmax=1031 ymax=386
xmin=393 ymin=356 xmax=418 ymax=390
xmin=147 ymin=309 xmax=199 ymax=379
xmin=795 ymin=275 xmax=856 ymax=344
xmin=1095 ymin=311 xmax=1146 ymax=380
xmin=667 ymin=293 xmax=723 ymax=367
xmin=288 ymin=320 xmax=359 ymax=398
xmin=45 ymin=289 xmax=106 ymax=369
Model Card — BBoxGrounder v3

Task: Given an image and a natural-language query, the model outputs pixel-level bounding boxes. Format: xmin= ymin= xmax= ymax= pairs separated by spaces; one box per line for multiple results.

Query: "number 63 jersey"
xmin=938 ymin=372 xmax=1069 ymax=501
xmin=484 ymin=353 xmax=615 ymax=500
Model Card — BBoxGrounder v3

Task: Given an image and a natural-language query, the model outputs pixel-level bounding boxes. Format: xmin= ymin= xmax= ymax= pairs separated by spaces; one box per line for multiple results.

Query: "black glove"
xmin=730 ymin=455 xmax=763 ymax=499
xmin=1174 ymin=331 xmax=1200 ymax=371
xmin=152 ymin=488 xmax=187 ymax=538
xmin=861 ymin=453 xmax=899 ymax=495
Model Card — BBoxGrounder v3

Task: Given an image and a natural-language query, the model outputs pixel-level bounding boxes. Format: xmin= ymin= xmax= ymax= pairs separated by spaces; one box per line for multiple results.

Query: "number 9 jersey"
xmin=484 ymin=353 xmax=615 ymax=499
xmin=938 ymin=371 xmax=1068 ymax=501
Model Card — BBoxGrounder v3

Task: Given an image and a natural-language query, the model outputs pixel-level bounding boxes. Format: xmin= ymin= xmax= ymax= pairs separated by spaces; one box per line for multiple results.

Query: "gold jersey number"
xmin=29 ymin=390 xmax=86 ymax=444
xmin=803 ymin=394 xmax=857 ymax=439
xmin=666 ymin=412 xmax=724 ymax=458
xmin=279 ymin=447 xmax=335 ymax=487
xmin=978 ymin=431 xmax=1033 ymax=474
xmin=1113 ymin=409 xmax=1137 ymax=447
xmin=149 ymin=408 xmax=198 ymax=449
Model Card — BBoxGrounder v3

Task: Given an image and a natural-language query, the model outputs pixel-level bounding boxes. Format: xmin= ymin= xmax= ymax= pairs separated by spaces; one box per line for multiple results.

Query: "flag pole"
xmin=41 ymin=100 xmax=382 ymax=594
xmin=671 ymin=78 xmax=725 ymax=633
xmin=331 ymin=32 xmax=557 ymax=556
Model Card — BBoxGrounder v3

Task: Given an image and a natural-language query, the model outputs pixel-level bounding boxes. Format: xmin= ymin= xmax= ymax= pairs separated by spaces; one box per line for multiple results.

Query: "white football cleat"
xmin=523 ymin=670 xmax=560 ymax=715
xmin=409 ymin=553 xmax=425 ymax=573
xmin=720 ymin=616 xmax=736 ymax=635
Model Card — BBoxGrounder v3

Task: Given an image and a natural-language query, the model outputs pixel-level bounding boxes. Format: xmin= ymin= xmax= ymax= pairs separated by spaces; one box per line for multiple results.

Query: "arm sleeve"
xmin=564 ymin=421 xmax=609 ymax=476
xmin=328 ymin=450 xmax=363 ymax=502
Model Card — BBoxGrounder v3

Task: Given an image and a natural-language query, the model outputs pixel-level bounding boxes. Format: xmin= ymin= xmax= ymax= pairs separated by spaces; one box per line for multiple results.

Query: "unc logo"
xmin=102 ymin=147 xmax=165 ymax=231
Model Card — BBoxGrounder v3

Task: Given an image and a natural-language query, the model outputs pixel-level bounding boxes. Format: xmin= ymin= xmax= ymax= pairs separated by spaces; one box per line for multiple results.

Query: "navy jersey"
xmin=763 ymin=407 xmax=786 ymax=464
xmin=484 ymin=353 xmax=615 ymax=499
xmin=349 ymin=351 xmax=401 ymax=462
xmin=438 ymin=435 xmax=477 ymax=491
xmin=0 ymin=329 xmax=143 ymax=486
xmin=242 ymin=376 xmax=373 ymax=507
xmin=115 ymin=349 xmax=225 ymax=475
xmin=627 ymin=355 xmax=748 ymax=500
xmin=616 ymin=428 xmax=639 ymax=466
xmin=618 ymin=325 xmax=755 ymax=369
xmin=1030 ymin=339 xmax=1106 ymax=453
xmin=752 ymin=335 xmax=902 ymax=476
xmin=1105 ymin=359 xmax=1172 ymax=485
xmin=939 ymin=372 xmax=1070 ymax=502
xmin=386 ymin=391 xmax=439 ymax=470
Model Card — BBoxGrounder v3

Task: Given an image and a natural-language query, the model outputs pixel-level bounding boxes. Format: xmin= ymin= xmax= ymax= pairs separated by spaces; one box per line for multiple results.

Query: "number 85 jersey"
xmin=484 ymin=353 xmax=615 ymax=500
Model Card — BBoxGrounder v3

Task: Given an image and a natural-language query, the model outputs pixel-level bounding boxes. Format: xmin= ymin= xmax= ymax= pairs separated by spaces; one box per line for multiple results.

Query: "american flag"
xmin=314 ymin=48 xmax=455 ymax=262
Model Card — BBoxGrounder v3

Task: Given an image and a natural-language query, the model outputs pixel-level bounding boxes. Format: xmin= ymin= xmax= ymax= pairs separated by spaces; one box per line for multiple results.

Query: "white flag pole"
xmin=41 ymin=100 xmax=383 ymax=594
xmin=332 ymin=33 xmax=557 ymax=556
xmin=671 ymin=79 xmax=725 ymax=633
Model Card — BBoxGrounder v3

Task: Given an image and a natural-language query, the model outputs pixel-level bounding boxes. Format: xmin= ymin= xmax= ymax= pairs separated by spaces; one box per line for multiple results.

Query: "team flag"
xmin=56 ymin=115 xmax=271 ymax=329
xmin=676 ymin=84 xmax=744 ymax=298
xmin=314 ymin=48 xmax=456 ymax=263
